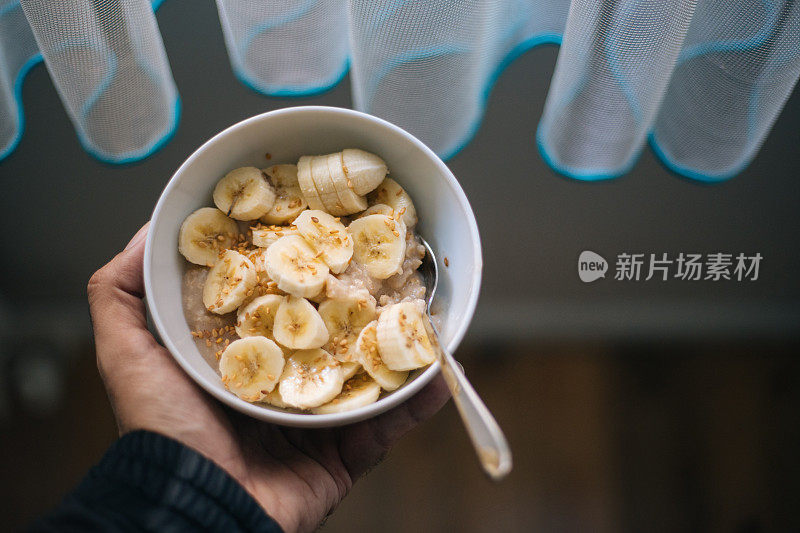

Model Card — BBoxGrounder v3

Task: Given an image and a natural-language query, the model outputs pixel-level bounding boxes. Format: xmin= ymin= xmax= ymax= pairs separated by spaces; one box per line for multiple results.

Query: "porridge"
xmin=177 ymin=149 xmax=438 ymax=413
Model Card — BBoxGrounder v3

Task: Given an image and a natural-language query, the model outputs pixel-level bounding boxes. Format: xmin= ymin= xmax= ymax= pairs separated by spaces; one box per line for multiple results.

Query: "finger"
xmin=88 ymin=223 xmax=151 ymax=347
xmin=374 ymin=373 xmax=450 ymax=443
xmin=340 ymin=374 xmax=450 ymax=478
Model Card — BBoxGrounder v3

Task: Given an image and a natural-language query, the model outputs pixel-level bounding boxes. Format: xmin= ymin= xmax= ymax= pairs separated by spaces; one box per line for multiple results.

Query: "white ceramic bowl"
xmin=144 ymin=106 xmax=482 ymax=427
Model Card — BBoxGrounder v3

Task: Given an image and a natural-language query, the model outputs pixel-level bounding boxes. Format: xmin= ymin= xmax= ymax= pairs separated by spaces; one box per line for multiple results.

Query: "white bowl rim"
xmin=144 ymin=106 xmax=482 ymax=427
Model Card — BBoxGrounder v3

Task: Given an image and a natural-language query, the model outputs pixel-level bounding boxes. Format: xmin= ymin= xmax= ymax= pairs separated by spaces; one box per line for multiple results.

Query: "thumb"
xmin=88 ymin=223 xmax=150 ymax=349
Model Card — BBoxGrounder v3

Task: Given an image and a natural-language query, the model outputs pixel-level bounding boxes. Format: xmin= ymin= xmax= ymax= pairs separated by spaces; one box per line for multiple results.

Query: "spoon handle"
xmin=426 ymin=319 xmax=513 ymax=480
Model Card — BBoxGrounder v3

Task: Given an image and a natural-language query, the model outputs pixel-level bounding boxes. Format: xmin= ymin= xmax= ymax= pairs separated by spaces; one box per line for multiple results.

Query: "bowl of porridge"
xmin=144 ymin=106 xmax=482 ymax=427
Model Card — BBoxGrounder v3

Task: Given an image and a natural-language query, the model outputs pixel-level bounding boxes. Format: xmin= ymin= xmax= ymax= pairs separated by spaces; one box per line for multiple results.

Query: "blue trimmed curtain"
xmin=1 ymin=0 xmax=798 ymax=180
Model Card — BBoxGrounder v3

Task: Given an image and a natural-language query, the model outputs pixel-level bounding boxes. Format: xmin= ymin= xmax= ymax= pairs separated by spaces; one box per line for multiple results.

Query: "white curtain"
xmin=1 ymin=0 xmax=798 ymax=180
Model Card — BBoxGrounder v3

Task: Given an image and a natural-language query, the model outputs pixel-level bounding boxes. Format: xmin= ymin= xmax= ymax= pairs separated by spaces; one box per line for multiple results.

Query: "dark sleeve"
xmin=30 ymin=430 xmax=283 ymax=533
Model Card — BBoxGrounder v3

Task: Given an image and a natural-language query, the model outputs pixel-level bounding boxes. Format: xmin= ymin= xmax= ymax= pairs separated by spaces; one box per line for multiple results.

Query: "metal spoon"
xmin=419 ymin=237 xmax=513 ymax=480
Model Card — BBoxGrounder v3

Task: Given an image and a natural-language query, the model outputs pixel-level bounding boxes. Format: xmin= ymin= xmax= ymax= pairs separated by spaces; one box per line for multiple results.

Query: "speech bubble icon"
xmin=578 ymin=251 xmax=608 ymax=282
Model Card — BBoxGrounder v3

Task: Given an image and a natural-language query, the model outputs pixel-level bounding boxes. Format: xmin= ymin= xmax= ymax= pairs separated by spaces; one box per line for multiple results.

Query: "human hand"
xmin=87 ymin=223 xmax=450 ymax=532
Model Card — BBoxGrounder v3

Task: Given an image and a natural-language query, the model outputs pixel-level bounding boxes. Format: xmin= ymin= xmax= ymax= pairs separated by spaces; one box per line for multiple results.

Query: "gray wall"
xmin=1 ymin=0 xmax=799 ymax=345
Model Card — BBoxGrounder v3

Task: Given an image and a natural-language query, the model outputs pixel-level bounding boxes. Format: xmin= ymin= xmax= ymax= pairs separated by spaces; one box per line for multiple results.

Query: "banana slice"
xmin=356 ymin=203 xmax=394 ymax=219
xmin=318 ymin=297 xmax=377 ymax=362
xmin=310 ymin=155 xmax=346 ymax=215
xmin=264 ymin=235 xmax=329 ymax=297
xmin=273 ymin=296 xmax=329 ymax=349
xmin=236 ymin=294 xmax=284 ymax=339
xmin=278 ymin=348 xmax=345 ymax=409
xmin=340 ymin=362 xmax=362 ymax=381
xmin=327 ymin=153 xmax=368 ymax=214
xmin=297 ymin=156 xmax=326 ymax=211
xmin=368 ymin=178 xmax=417 ymax=227
xmin=260 ymin=385 xmax=290 ymax=409
xmin=259 ymin=164 xmax=308 ymax=225
xmin=310 ymin=374 xmax=381 ymax=414
xmin=178 ymin=207 xmax=239 ymax=266
xmin=348 ymin=214 xmax=407 ymax=279
xmin=252 ymin=224 xmax=300 ymax=248
xmin=219 ymin=336 xmax=285 ymax=402
xmin=355 ymin=320 xmax=408 ymax=390
xmin=376 ymin=301 xmax=437 ymax=371
xmin=294 ymin=210 xmax=353 ymax=274
xmin=203 ymin=250 xmax=258 ymax=314
xmin=341 ymin=149 xmax=388 ymax=195
xmin=213 ymin=167 xmax=276 ymax=221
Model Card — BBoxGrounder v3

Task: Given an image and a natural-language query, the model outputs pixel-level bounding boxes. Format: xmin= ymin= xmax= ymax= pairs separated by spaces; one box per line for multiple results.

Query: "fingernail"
xmin=124 ymin=224 xmax=149 ymax=250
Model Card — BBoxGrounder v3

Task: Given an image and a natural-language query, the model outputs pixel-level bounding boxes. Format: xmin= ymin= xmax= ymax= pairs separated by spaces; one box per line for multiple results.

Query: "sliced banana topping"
xmin=203 ymin=250 xmax=258 ymax=314
xmin=182 ymin=149 xmax=434 ymax=414
xmin=260 ymin=164 xmax=307 ymax=224
xmin=252 ymin=224 xmax=300 ymax=248
xmin=259 ymin=385 xmax=290 ymax=409
xmin=279 ymin=349 xmax=345 ymax=409
xmin=340 ymin=362 xmax=362 ymax=381
xmin=220 ymin=337 xmax=285 ymax=402
xmin=297 ymin=152 xmax=374 ymax=216
xmin=294 ymin=210 xmax=353 ymax=274
xmin=341 ymin=149 xmax=388 ymax=195
xmin=213 ymin=167 xmax=276 ymax=221
xmin=236 ymin=294 xmax=284 ymax=339
xmin=318 ymin=297 xmax=377 ymax=363
xmin=297 ymin=156 xmax=326 ymax=211
xmin=368 ymin=178 xmax=417 ymax=227
xmin=311 ymin=374 xmax=381 ymax=414
xmin=357 ymin=203 xmax=395 ymax=219
xmin=327 ymin=153 xmax=368 ymax=214
xmin=178 ymin=207 xmax=239 ymax=266
xmin=355 ymin=320 xmax=409 ymax=390
xmin=348 ymin=214 xmax=407 ymax=279
xmin=376 ymin=301 xmax=437 ymax=371
xmin=273 ymin=296 xmax=329 ymax=349
xmin=264 ymin=235 xmax=329 ymax=297
xmin=310 ymin=154 xmax=342 ymax=214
